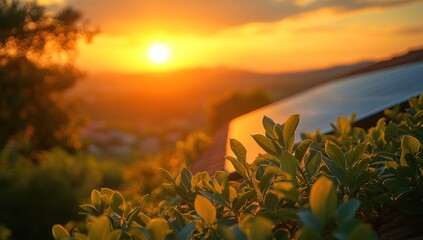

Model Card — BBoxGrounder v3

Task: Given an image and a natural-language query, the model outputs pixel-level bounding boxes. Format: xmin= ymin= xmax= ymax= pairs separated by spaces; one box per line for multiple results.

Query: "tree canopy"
xmin=0 ymin=0 xmax=97 ymax=153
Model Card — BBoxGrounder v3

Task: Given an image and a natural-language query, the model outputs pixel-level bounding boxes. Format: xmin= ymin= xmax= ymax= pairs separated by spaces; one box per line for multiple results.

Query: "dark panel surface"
xmin=226 ymin=62 xmax=423 ymax=171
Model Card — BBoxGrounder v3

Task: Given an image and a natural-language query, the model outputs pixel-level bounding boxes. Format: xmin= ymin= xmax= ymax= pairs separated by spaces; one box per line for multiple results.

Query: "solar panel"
xmin=225 ymin=62 xmax=423 ymax=172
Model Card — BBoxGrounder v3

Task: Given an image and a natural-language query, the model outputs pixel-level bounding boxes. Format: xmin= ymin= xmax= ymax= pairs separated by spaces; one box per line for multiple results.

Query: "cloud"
xmin=60 ymin=0 xmax=421 ymax=34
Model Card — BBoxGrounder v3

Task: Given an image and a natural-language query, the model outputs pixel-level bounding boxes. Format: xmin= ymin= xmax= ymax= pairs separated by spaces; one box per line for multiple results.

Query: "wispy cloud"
xmin=61 ymin=0 xmax=422 ymax=34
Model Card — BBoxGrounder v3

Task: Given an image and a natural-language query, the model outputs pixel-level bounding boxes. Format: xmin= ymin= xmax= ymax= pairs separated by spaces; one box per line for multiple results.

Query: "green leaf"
xmin=325 ymin=142 xmax=345 ymax=169
xmin=241 ymin=216 xmax=273 ymax=240
xmin=110 ymin=191 xmax=125 ymax=215
xmin=383 ymin=178 xmax=409 ymax=193
xmin=195 ymin=194 xmax=216 ymax=224
xmin=260 ymin=165 xmax=287 ymax=192
xmin=100 ymin=188 xmax=114 ymax=198
xmin=305 ymin=150 xmax=322 ymax=179
xmin=138 ymin=212 xmax=152 ymax=226
xmin=160 ymin=168 xmax=176 ymax=184
xmin=321 ymin=155 xmax=345 ymax=185
xmin=226 ymin=156 xmax=249 ymax=179
xmin=91 ymin=190 xmax=102 ymax=212
xmin=295 ymin=139 xmax=313 ymax=162
xmin=80 ymin=204 xmax=99 ymax=216
xmin=146 ymin=218 xmax=170 ymax=240
xmin=181 ymin=168 xmax=193 ymax=191
xmin=230 ymin=139 xmax=247 ymax=163
xmin=401 ymin=135 xmax=421 ymax=166
xmin=402 ymin=135 xmax=420 ymax=154
xmin=214 ymin=171 xmax=230 ymax=202
xmin=295 ymin=227 xmax=320 ymax=240
xmin=347 ymin=223 xmax=375 ymax=240
xmin=127 ymin=207 xmax=141 ymax=226
xmin=198 ymin=191 xmax=228 ymax=208
xmin=52 ymin=224 xmax=70 ymax=240
xmin=280 ymin=152 xmax=299 ymax=180
xmin=282 ymin=114 xmax=300 ymax=152
xmin=264 ymin=191 xmax=280 ymax=210
xmin=273 ymin=181 xmax=299 ymax=202
xmin=310 ymin=176 xmax=337 ymax=226
xmin=174 ymin=185 xmax=191 ymax=203
xmin=258 ymin=208 xmax=296 ymax=220
xmin=252 ymin=134 xmax=281 ymax=156
xmin=224 ymin=225 xmax=247 ymax=240
xmin=88 ymin=216 xmax=111 ymax=240
xmin=234 ymin=190 xmax=256 ymax=211
xmin=110 ymin=230 xmax=123 ymax=240
xmin=336 ymin=199 xmax=360 ymax=224
xmin=332 ymin=219 xmax=361 ymax=239
xmin=73 ymin=232 xmax=87 ymax=240
xmin=176 ymin=221 xmax=196 ymax=240
xmin=346 ymin=143 xmax=367 ymax=167
xmin=385 ymin=161 xmax=398 ymax=170
xmin=297 ymin=211 xmax=321 ymax=232
xmin=263 ymin=116 xmax=276 ymax=139
xmin=384 ymin=122 xmax=398 ymax=141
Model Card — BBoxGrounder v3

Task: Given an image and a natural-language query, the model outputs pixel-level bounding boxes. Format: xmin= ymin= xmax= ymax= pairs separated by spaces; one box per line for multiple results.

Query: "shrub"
xmin=0 ymin=148 xmax=103 ymax=239
xmin=53 ymin=94 xmax=423 ymax=239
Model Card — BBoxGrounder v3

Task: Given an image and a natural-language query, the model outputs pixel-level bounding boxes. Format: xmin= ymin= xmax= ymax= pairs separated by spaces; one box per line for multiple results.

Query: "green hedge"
xmin=53 ymin=94 xmax=423 ymax=240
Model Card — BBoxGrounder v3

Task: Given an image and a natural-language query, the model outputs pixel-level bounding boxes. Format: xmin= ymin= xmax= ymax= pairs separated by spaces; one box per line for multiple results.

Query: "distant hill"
xmin=67 ymin=61 xmax=374 ymax=132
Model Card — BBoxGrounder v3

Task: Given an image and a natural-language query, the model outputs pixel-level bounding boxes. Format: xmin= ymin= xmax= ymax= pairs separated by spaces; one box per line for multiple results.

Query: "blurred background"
xmin=0 ymin=0 xmax=422 ymax=239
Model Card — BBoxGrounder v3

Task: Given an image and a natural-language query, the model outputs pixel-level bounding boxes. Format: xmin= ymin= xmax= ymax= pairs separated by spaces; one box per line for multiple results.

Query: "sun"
xmin=148 ymin=43 xmax=170 ymax=64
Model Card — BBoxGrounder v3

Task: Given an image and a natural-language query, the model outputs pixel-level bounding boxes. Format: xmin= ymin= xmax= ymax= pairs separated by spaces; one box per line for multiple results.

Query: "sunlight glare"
xmin=148 ymin=43 xmax=170 ymax=64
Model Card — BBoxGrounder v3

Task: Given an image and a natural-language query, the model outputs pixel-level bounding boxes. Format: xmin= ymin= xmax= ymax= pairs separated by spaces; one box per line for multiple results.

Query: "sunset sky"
xmin=43 ymin=0 xmax=423 ymax=73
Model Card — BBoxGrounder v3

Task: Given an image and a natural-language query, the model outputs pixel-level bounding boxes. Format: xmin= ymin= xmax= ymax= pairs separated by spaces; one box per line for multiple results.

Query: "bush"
xmin=0 ymin=148 xmax=103 ymax=239
xmin=53 ymin=94 xmax=423 ymax=239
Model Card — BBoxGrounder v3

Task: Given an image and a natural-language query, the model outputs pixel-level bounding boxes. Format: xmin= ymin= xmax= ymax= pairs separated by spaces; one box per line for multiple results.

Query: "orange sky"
xmin=42 ymin=0 xmax=423 ymax=73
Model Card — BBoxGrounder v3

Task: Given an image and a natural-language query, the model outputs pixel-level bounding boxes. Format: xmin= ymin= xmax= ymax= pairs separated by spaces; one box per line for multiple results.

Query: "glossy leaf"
xmin=263 ymin=115 xmax=276 ymax=139
xmin=226 ymin=156 xmax=249 ymax=179
xmin=282 ymin=114 xmax=300 ymax=152
xmin=181 ymin=168 xmax=193 ymax=191
xmin=336 ymin=199 xmax=360 ymax=224
xmin=224 ymin=225 xmax=247 ymax=240
xmin=347 ymin=223 xmax=375 ymax=240
xmin=230 ymin=138 xmax=247 ymax=163
xmin=241 ymin=216 xmax=273 ymax=240
xmin=383 ymin=178 xmax=409 ymax=193
xmin=295 ymin=227 xmax=320 ymax=240
xmin=402 ymin=135 xmax=420 ymax=154
xmin=310 ymin=176 xmax=337 ymax=226
xmin=252 ymin=134 xmax=281 ymax=156
xmin=160 ymin=168 xmax=176 ymax=184
xmin=147 ymin=218 xmax=170 ymax=240
xmin=176 ymin=221 xmax=196 ymax=240
xmin=325 ymin=142 xmax=345 ymax=169
xmin=273 ymin=181 xmax=299 ymax=202
xmin=295 ymin=139 xmax=313 ymax=162
xmin=280 ymin=152 xmax=298 ymax=180
xmin=91 ymin=190 xmax=102 ymax=211
xmin=110 ymin=191 xmax=125 ymax=215
xmin=52 ymin=225 xmax=70 ymax=240
xmin=88 ymin=216 xmax=111 ymax=240
xmin=297 ymin=211 xmax=321 ymax=232
xmin=194 ymin=194 xmax=216 ymax=224
xmin=401 ymin=135 xmax=420 ymax=166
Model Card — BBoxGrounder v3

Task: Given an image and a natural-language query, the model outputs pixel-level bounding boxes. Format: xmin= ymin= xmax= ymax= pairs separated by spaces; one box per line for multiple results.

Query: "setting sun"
xmin=148 ymin=43 xmax=170 ymax=64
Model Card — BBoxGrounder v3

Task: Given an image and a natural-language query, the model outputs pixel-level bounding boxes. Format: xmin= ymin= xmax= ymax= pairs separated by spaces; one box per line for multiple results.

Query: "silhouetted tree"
xmin=0 ymin=0 xmax=97 ymax=153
